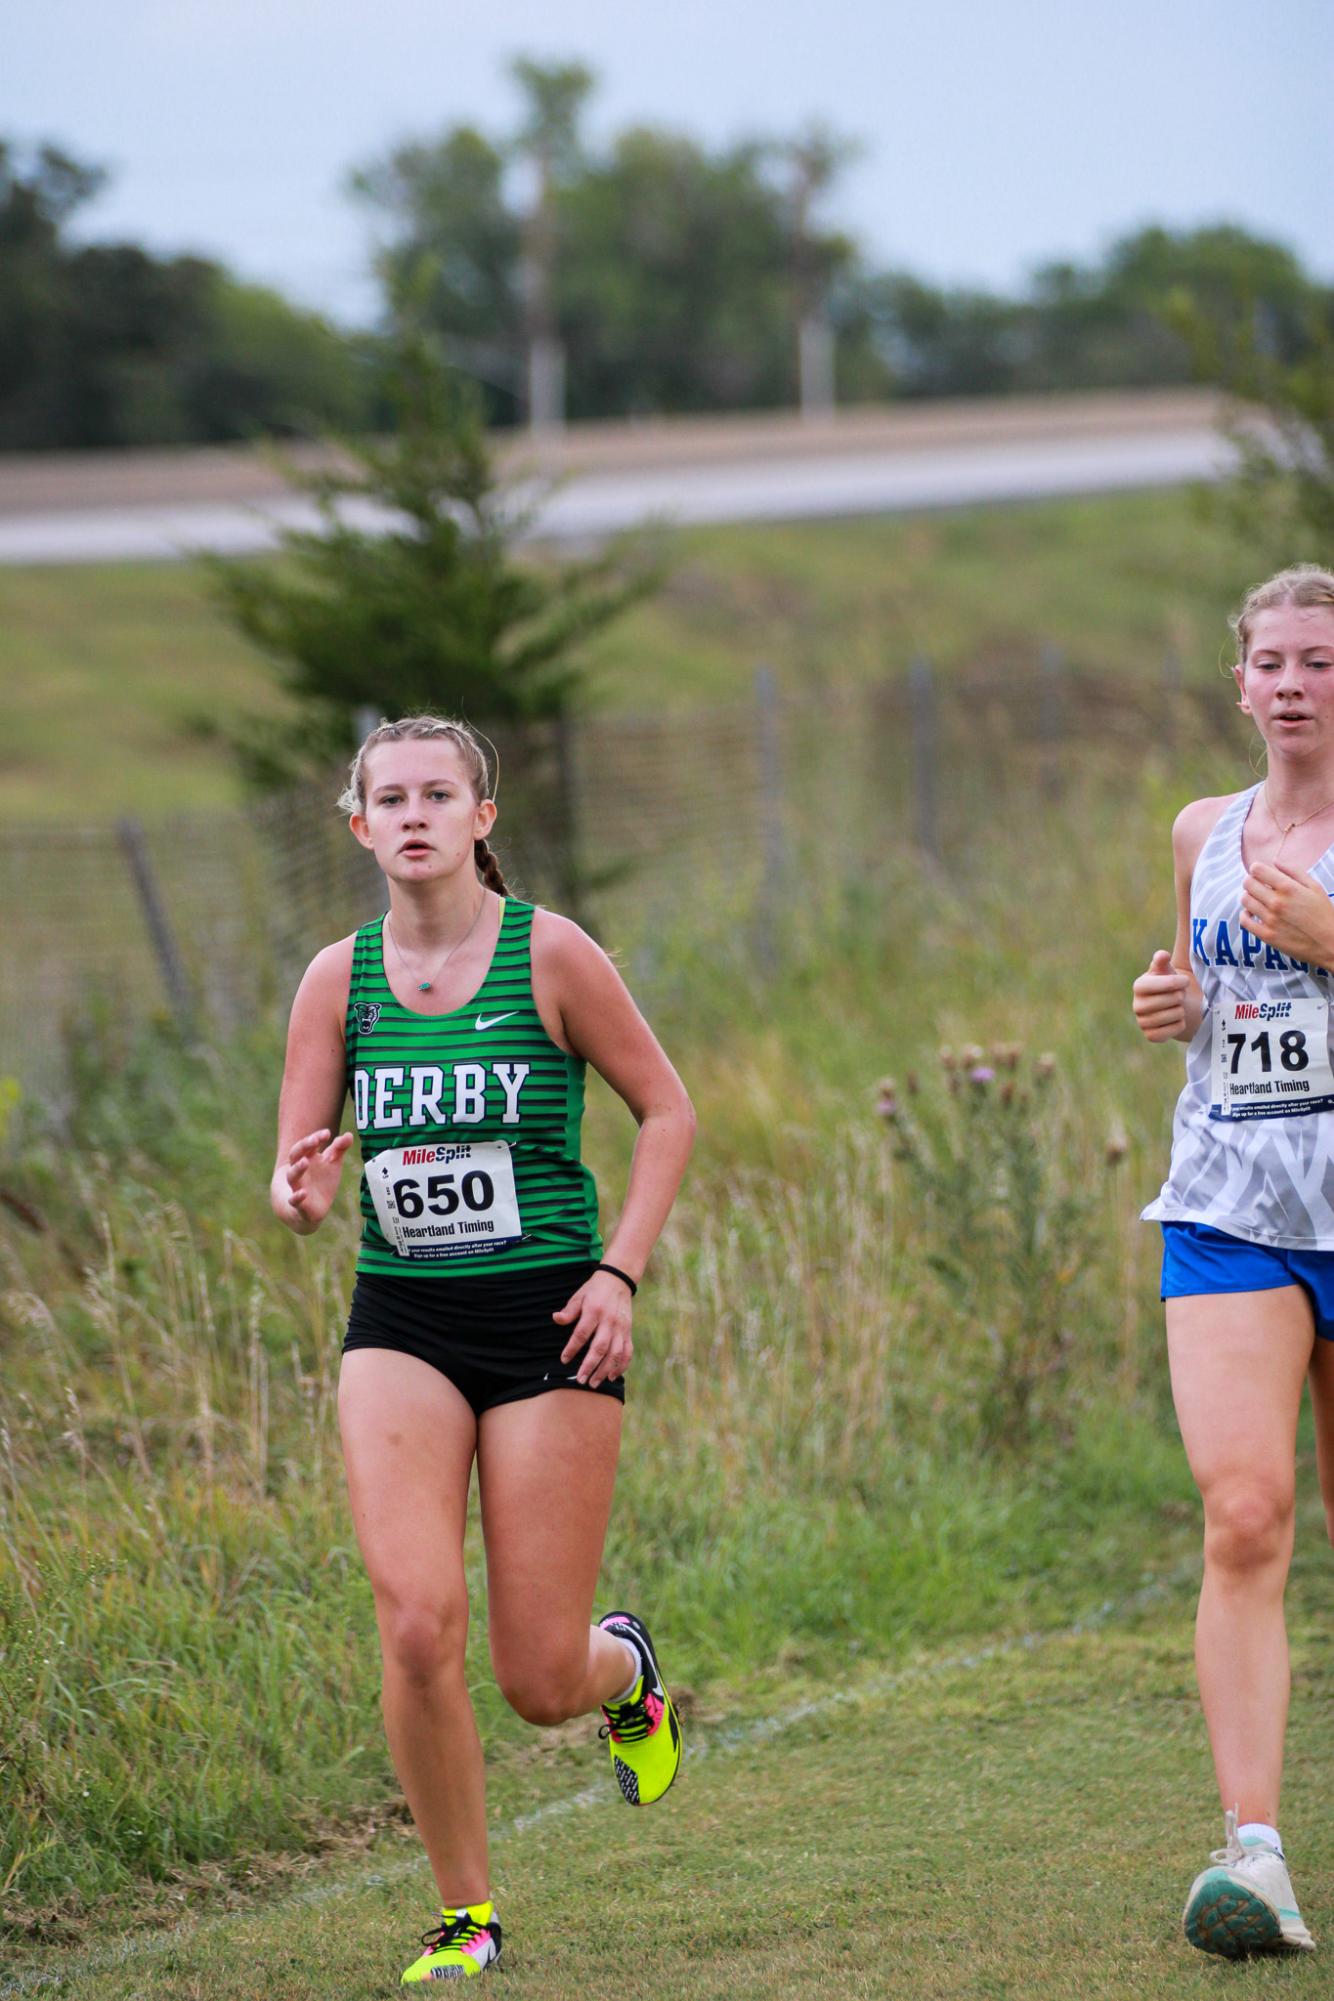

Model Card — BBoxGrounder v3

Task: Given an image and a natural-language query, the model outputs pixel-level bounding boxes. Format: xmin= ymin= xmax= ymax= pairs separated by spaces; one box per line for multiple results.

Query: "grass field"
xmin=6 ymin=1531 xmax=1334 ymax=1999
xmin=3 ymin=483 xmax=1312 ymax=1990
xmin=0 ymin=485 xmax=1256 ymax=820
xmin=0 ymin=753 xmax=1254 ymax=1945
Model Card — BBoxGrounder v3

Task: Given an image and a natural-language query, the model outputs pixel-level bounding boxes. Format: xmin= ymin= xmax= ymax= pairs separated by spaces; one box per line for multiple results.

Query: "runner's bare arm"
xmin=534 ymin=912 xmax=694 ymax=1278
xmin=1132 ymin=796 xmax=1233 ymax=1044
xmin=531 ymin=911 xmax=695 ymax=1385
xmin=272 ymin=937 xmax=356 ymax=1234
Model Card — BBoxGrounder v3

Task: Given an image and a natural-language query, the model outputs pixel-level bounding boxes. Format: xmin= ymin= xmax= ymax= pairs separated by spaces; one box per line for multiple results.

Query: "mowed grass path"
xmin=9 ymin=1546 xmax=1332 ymax=2001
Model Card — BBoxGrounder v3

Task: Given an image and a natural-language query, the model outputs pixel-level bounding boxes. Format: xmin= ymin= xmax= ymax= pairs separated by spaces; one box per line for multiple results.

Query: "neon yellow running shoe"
xmin=597 ymin=1610 xmax=682 ymax=1806
xmin=400 ymin=1902 xmax=502 ymax=1982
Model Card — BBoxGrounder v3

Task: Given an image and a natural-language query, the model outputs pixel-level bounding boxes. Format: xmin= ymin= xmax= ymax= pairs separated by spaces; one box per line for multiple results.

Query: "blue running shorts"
xmin=1161 ymin=1222 xmax=1334 ymax=1340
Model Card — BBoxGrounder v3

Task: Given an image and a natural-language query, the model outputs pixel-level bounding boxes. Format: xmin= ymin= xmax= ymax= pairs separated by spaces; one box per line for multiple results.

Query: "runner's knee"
xmin=492 ymin=1636 xmax=591 ymax=1726
xmin=1203 ymin=1478 xmax=1294 ymax=1573
xmin=377 ymin=1593 xmax=469 ymax=1686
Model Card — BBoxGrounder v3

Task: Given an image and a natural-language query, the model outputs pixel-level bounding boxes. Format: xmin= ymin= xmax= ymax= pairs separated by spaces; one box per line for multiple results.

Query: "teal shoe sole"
xmin=1185 ymin=1870 xmax=1283 ymax=1958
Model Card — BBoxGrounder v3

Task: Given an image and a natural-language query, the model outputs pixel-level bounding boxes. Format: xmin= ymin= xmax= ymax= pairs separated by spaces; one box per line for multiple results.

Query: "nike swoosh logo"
xmin=475 ymin=1011 xmax=520 ymax=1032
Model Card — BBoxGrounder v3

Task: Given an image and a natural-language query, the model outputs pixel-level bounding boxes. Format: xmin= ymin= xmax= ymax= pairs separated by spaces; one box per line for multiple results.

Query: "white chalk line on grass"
xmin=0 ymin=1565 xmax=1198 ymax=1996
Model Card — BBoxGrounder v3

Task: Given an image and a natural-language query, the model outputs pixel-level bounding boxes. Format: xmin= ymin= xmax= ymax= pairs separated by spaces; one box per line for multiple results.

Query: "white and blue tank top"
xmin=1143 ymin=785 xmax=1334 ymax=1248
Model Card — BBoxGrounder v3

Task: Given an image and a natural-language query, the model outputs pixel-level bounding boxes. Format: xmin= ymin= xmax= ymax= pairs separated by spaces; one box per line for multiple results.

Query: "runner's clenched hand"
xmin=1241 ymin=859 xmax=1334 ymax=972
xmin=553 ymin=1271 xmax=634 ymax=1387
xmin=1133 ymin=949 xmax=1191 ymax=1042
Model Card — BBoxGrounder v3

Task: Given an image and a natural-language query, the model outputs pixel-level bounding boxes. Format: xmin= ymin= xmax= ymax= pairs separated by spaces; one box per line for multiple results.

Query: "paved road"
xmin=0 ymin=395 xmax=1228 ymax=565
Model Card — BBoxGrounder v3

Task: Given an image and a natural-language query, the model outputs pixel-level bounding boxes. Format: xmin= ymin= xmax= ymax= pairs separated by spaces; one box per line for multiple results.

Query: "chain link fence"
xmin=0 ymin=659 xmax=1240 ymax=1109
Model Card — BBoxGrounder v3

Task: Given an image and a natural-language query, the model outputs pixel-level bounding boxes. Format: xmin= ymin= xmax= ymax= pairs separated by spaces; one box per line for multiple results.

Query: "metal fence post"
xmin=754 ymin=664 xmax=785 ymax=972
xmin=352 ymin=704 xmax=387 ymax=916
xmin=116 ymin=817 xmax=194 ymax=1033
xmin=909 ymin=655 xmax=941 ymax=866
xmin=552 ymin=711 xmax=587 ymax=929
xmin=1040 ymin=642 xmax=1065 ymax=800
xmin=1162 ymin=646 xmax=1182 ymax=754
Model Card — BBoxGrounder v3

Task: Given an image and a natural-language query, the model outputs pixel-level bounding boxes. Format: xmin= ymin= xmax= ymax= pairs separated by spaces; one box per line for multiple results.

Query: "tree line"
xmin=0 ymin=143 xmax=373 ymax=451
xmin=1 ymin=58 xmax=1330 ymax=451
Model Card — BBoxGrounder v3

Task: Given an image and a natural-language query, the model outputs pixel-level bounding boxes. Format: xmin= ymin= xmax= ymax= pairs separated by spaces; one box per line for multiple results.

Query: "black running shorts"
xmin=343 ymin=1261 xmax=626 ymax=1415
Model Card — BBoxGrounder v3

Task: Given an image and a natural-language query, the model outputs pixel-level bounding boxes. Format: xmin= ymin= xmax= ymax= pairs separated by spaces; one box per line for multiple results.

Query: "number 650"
xmin=394 ymin=1171 xmax=495 ymax=1219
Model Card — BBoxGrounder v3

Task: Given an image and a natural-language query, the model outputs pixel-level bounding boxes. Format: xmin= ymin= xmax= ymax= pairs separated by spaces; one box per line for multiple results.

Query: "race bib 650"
xmin=366 ymin=1141 xmax=523 ymax=1258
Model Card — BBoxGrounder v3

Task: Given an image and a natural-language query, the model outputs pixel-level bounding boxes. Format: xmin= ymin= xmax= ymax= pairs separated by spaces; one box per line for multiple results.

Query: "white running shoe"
xmin=1183 ymin=1810 xmax=1316 ymax=1957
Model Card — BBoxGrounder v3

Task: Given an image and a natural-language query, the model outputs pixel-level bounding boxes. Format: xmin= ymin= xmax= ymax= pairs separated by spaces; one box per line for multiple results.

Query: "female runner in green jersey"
xmin=272 ymin=715 xmax=695 ymax=1984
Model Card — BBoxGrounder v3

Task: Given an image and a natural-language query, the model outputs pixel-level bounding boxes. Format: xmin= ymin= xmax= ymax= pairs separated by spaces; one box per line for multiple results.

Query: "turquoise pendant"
xmin=418 ymin=981 xmax=431 ymax=992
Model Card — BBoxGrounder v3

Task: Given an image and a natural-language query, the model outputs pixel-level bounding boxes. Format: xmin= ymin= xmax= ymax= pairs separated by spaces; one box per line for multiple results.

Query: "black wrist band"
xmin=595 ymin=1261 xmax=639 ymax=1297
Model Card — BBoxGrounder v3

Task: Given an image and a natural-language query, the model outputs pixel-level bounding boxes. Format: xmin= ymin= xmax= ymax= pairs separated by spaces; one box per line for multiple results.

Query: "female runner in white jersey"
xmin=1134 ymin=564 xmax=1334 ymax=1958
xmin=270 ymin=716 xmax=695 ymax=1984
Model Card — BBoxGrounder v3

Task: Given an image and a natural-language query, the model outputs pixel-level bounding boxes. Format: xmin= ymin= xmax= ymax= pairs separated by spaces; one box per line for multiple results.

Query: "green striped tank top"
xmin=345 ymin=899 xmax=602 ymax=1276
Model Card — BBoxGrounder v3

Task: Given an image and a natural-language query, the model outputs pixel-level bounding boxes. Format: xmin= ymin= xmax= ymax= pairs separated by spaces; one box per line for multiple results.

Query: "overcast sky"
xmin=8 ymin=0 xmax=1331 ymax=326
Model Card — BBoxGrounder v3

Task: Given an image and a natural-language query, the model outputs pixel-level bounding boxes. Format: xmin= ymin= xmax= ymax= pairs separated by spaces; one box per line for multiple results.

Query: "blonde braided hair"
xmin=339 ymin=714 xmax=508 ymax=895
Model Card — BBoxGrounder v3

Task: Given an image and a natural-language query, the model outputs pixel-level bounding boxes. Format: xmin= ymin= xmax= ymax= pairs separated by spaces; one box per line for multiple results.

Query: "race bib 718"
xmin=1209 ymin=996 xmax=1334 ymax=1120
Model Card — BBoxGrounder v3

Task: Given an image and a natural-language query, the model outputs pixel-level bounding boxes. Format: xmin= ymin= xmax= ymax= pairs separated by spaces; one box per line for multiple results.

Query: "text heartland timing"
xmin=353 ymin=1062 xmax=531 ymax=1131
xmin=1192 ymin=918 xmax=1330 ymax=978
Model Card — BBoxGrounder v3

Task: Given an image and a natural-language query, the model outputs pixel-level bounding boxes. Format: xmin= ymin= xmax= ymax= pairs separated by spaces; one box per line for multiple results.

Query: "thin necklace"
xmin=385 ymin=893 xmax=488 ymax=993
xmin=1264 ymin=779 xmax=1334 ymax=862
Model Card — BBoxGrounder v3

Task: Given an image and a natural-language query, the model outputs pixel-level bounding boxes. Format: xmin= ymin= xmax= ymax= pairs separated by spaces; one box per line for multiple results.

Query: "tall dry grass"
xmin=1 ymin=754 xmax=1218 ymax=1928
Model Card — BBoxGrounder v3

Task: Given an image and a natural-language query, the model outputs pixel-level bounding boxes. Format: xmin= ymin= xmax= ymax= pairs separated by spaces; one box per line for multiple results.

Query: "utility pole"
xmin=787 ymin=124 xmax=860 ymax=422
xmin=511 ymin=58 xmax=592 ymax=434
xmin=798 ymin=316 xmax=835 ymax=420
